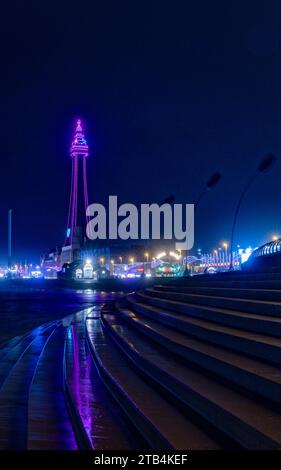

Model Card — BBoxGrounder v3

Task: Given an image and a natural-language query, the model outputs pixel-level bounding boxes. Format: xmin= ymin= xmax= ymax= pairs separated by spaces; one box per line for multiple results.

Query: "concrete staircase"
xmin=0 ymin=308 xmax=145 ymax=450
xmin=86 ymin=273 xmax=281 ymax=450
xmin=0 ymin=319 xmax=80 ymax=450
xmin=2 ymin=273 xmax=281 ymax=450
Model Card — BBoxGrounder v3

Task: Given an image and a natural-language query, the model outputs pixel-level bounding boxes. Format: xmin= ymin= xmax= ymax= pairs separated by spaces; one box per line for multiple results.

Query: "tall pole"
xmin=65 ymin=119 xmax=89 ymax=247
xmin=229 ymin=176 xmax=256 ymax=271
xmin=229 ymin=153 xmax=276 ymax=271
xmin=8 ymin=209 xmax=12 ymax=268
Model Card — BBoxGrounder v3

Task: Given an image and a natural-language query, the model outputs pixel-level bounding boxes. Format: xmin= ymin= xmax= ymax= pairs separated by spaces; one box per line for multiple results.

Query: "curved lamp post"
xmin=195 ymin=172 xmax=222 ymax=207
xmin=184 ymin=171 xmax=222 ymax=275
xmin=229 ymin=153 xmax=277 ymax=271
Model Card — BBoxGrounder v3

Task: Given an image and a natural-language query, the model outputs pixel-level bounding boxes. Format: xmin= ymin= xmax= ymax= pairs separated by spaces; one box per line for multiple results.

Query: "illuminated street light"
xmin=222 ymin=242 xmax=228 ymax=260
xmin=143 ymin=252 xmax=149 ymax=275
xmin=129 ymin=257 xmax=134 ymax=264
xmin=100 ymin=257 xmax=105 ymax=265
xmin=119 ymin=256 xmax=123 ymax=263
xmin=272 ymin=235 xmax=279 ymax=241
xmin=213 ymin=249 xmax=218 ymax=262
xmin=110 ymin=259 xmax=114 ymax=275
xmin=229 ymin=153 xmax=277 ymax=270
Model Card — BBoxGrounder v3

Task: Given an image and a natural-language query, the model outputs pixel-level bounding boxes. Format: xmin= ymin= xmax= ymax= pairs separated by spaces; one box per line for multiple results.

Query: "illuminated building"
xmin=83 ymin=259 xmax=94 ymax=279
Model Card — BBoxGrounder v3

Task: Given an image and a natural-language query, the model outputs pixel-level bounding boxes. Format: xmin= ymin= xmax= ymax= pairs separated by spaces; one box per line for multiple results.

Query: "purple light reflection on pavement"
xmin=70 ymin=312 xmax=94 ymax=441
xmin=65 ymin=294 xmax=138 ymax=449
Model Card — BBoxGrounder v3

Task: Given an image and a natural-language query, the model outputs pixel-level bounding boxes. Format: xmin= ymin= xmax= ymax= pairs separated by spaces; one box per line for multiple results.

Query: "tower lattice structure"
xmin=65 ymin=119 xmax=90 ymax=246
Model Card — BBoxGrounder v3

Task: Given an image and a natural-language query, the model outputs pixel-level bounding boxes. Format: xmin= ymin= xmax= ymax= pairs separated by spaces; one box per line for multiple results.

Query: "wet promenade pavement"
xmin=0 ymin=280 xmax=124 ymax=345
xmin=0 ymin=281 xmax=138 ymax=449
xmin=1 ymin=273 xmax=281 ymax=449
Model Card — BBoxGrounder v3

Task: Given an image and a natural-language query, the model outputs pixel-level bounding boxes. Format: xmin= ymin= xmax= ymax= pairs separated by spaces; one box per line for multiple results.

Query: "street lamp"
xmin=222 ymin=242 xmax=228 ymax=261
xmin=184 ymin=171 xmax=222 ymax=275
xmin=213 ymin=249 xmax=218 ymax=263
xmin=110 ymin=259 xmax=114 ymax=274
xmin=143 ymin=252 xmax=149 ymax=275
xmin=195 ymin=172 xmax=222 ymax=207
xmin=229 ymin=153 xmax=277 ymax=271
xmin=145 ymin=252 xmax=149 ymax=273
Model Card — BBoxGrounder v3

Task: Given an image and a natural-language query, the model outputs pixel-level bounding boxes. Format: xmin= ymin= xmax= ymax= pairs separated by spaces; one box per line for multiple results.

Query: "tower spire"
xmin=70 ymin=118 xmax=89 ymax=157
xmin=76 ymin=119 xmax=82 ymax=133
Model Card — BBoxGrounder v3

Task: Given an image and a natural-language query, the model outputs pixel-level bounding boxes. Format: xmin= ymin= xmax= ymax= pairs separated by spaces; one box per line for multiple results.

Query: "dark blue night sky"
xmin=1 ymin=0 xmax=281 ymax=261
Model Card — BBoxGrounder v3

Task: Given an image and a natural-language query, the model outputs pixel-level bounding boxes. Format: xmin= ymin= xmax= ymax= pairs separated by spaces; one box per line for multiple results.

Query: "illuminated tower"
xmin=65 ymin=119 xmax=89 ymax=247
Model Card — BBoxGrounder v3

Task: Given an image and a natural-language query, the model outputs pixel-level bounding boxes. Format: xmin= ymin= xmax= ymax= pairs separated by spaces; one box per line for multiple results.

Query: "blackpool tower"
xmin=65 ymin=119 xmax=90 ymax=248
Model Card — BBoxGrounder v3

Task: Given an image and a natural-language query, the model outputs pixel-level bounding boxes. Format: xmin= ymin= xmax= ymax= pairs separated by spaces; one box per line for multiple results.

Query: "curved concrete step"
xmin=155 ymin=284 xmax=281 ymax=302
xmin=64 ymin=308 xmax=143 ymax=450
xmin=102 ymin=312 xmax=281 ymax=449
xmin=86 ymin=315 xmax=222 ymax=450
xmin=172 ymin=273 xmax=281 ymax=282
xmin=116 ymin=302 xmax=281 ymax=406
xmin=127 ymin=295 xmax=281 ymax=366
xmin=0 ymin=322 xmax=58 ymax=388
xmin=28 ymin=325 xmax=77 ymax=450
xmin=0 ymin=322 xmax=59 ymax=449
xmin=170 ymin=278 xmax=281 ymax=290
xmin=152 ymin=286 xmax=281 ymax=317
xmin=138 ymin=291 xmax=281 ymax=339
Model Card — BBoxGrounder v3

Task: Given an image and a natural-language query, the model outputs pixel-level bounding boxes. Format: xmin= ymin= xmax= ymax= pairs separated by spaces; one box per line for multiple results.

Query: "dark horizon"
xmin=1 ymin=0 xmax=281 ymax=262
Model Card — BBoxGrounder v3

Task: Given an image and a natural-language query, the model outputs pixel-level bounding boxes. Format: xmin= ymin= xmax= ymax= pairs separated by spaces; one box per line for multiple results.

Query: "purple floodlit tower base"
xmin=65 ymin=119 xmax=90 ymax=247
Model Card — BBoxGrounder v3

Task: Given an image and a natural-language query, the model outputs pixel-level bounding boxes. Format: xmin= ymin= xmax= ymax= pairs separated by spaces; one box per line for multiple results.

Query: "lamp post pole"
xmin=144 ymin=252 xmax=149 ymax=275
xmin=229 ymin=153 xmax=276 ymax=271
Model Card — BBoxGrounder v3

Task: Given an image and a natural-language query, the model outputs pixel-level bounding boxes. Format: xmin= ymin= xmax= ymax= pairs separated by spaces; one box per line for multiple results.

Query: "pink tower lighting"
xmin=65 ymin=119 xmax=90 ymax=246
